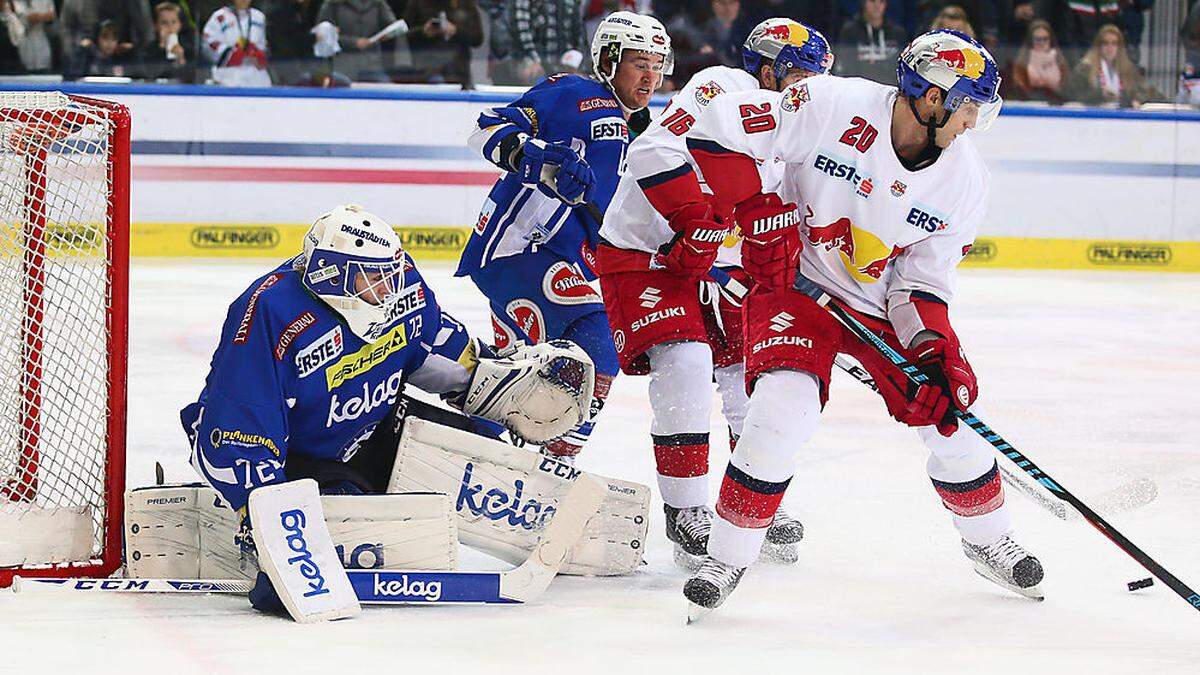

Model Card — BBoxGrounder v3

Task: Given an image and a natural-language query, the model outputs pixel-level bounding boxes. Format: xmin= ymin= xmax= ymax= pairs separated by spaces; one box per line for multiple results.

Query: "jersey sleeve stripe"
xmin=635 ymin=163 xmax=694 ymax=190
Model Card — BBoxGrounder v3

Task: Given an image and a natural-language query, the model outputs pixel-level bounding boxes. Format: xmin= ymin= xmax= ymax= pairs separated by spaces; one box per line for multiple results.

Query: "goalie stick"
xmin=14 ymin=474 xmax=607 ymax=606
xmin=792 ymin=273 xmax=1200 ymax=616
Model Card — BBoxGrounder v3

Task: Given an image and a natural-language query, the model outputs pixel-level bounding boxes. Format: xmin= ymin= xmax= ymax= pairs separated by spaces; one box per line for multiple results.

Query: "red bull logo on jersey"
xmin=806 ymin=217 xmax=906 ymax=283
xmin=694 ymin=80 xmax=724 ymax=107
xmin=762 ymin=22 xmax=811 ymax=47
xmin=781 ymin=82 xmax=810 ymax=113
xmin=933 ymin=47 xmax=986 ymax=79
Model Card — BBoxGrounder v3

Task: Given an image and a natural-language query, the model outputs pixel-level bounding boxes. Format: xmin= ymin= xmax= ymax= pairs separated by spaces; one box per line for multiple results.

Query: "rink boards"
xmin=4 ymin=83 xmax=1199 ymax=272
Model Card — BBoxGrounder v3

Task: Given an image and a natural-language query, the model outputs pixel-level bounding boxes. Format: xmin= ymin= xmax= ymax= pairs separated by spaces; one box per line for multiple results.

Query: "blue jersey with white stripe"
xmin=456 ymin=75 xmax=630 ymax=280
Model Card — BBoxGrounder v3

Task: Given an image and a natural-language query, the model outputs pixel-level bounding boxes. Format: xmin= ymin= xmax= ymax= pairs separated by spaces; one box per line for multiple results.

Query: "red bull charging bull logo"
xmin=933 ymin=46 xmax=986 ymax=78
xmin=761 ymin=22 xmax=811 ymax=47
xmin=806 ymin=217 xmax=905 ymax=283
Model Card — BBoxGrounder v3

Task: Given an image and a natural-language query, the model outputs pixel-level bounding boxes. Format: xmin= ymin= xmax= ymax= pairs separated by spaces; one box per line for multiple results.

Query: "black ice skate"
xmin=665 ymin=504 xmax=712 ymax=569
xmin=760 ymin=507 xmax=804 ymax=565
xmin=962 ymin=535 xmax=1045 ymax=600
xmin=684 ymin=556 xmax=747 ymax=623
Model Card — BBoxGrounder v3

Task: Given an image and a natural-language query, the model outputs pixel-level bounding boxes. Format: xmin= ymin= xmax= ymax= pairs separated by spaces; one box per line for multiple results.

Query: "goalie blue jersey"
xmin=456 ymin=74 xmax=630 ymax=280
xmin=181 ymin=254 xmax=468 ymax=510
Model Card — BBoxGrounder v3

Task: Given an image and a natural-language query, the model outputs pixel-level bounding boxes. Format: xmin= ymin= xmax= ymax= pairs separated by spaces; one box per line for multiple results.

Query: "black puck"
xmin=1127 ymin=577 xmax=1154 ymax=592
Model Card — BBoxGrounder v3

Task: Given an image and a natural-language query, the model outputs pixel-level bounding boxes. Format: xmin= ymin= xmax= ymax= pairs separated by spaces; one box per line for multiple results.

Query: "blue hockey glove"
xmin=517 ymin=139 xmax=594 ymax=204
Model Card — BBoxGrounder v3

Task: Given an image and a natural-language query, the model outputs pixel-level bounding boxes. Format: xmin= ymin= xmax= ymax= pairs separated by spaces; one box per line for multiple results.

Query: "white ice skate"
xmin=665 ymin=504 xmax=713 ymax=569
xmin=759 ymin=507 xmax=804 ymax=564
xmin=684 ymin=556 xmax=747 ymax=623
xmin=962 ymin=535 xmax=1045 ymax=600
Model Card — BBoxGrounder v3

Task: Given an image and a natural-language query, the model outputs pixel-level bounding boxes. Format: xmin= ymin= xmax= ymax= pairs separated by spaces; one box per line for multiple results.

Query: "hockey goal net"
xmin=0 ymin=92 xmax=129 ymax=587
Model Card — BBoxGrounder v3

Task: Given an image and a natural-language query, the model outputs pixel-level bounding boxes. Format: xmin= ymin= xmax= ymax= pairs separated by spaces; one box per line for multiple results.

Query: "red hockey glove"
xmin=734 ymin=193 xmax=802 ymax=290
xmin=901 ymin=335 xmax=978 ymax=437
xmin=653 ymin=202 xmax=730 ymax=279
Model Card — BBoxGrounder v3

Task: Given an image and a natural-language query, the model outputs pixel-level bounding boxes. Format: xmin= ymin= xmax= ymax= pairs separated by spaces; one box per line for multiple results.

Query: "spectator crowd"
xmin=0 ymin=0 xmax=1195 ymax=106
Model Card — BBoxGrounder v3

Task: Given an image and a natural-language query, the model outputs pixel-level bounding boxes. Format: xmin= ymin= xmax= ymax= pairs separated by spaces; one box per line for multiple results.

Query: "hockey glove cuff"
xmin=734 ymin=193 xmax=802 ymax=290
xmin=653 ymin=202 xmax=730 ymax=279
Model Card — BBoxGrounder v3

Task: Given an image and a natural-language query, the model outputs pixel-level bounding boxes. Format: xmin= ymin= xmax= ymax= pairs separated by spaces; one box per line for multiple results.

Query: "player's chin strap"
xmin=907 ymin=93 xmax=953 ymax=150
xmin=596 ymin=45 xmax=647 ymax=119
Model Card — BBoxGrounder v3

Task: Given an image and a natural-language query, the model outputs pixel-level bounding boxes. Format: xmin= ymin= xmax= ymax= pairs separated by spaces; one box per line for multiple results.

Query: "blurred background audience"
xmin=0 ymin=0 xmax=1191 ymax=108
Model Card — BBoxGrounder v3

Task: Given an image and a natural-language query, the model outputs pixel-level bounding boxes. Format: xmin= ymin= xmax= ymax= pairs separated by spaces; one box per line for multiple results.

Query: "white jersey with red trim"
xmin=687 ymin=74 xmax=988 ymax=346
xmin=601 ymin=65 xmax=774 ymax=267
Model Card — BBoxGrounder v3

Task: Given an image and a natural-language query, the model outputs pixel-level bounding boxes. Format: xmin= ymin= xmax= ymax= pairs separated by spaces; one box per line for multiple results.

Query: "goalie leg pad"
xmin=387 ymin=418 xmax=650 ymax=576
xmin=125 ymin=484 xmax=458 ymax=579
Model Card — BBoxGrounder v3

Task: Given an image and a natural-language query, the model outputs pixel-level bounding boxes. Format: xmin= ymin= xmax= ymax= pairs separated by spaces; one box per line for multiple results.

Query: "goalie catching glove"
xmin=456 ymin=339 xmax=596 ymax=444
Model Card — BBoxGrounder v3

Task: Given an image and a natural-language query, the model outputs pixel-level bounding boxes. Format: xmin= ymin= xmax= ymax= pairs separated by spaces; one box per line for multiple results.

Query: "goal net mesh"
xmin=0 ymin=91 xmax=118 ymax=571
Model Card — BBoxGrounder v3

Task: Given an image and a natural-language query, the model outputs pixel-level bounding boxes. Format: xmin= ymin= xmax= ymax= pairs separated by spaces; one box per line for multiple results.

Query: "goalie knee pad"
xmin=387 ymin=417 xmax=650 ymax=576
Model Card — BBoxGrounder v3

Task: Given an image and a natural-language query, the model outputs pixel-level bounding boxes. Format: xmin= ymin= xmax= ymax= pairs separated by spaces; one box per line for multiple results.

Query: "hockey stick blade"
xmin=16 ymin=475 xmax=607 ymax=606
xmin=794 ymin=274 xmax=1200 ymax=616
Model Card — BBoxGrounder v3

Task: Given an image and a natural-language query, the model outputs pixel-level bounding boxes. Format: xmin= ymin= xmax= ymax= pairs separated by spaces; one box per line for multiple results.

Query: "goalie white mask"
xmin=301 ymin=204 xmax=407 ymax=342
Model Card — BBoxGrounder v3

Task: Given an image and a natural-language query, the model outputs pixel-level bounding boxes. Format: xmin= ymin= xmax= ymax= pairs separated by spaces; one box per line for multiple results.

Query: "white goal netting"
xmin=0 ymin=91 xmax=127 ymax=580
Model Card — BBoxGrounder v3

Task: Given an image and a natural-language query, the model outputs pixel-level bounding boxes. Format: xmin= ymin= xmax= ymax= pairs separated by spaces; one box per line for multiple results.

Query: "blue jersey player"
xmin=183 ymin=204 xmax=595 ymax=517
xmin=456 ymin=11 xmax=673 ymax=459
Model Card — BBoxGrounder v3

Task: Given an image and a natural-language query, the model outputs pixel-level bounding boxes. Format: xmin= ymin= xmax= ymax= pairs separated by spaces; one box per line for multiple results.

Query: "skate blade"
xmin=757 ymin=540 xmax=798 ymax=565
xmin=673 ymin=545 xmax=704 ymax=572
xmin=971 ymin=565 xmax=1045 ymax=601
xmin=686 ymin=601 xmax=713 ymax=625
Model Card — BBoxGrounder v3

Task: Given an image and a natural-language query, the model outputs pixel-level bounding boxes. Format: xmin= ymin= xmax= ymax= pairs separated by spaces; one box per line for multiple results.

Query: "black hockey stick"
xmin=792 ymin=273 xmax=1200 ymax=615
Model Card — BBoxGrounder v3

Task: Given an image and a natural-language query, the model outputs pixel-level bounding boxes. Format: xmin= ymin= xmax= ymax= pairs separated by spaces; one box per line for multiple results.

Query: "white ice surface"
xmin=2 ymin=262 xmax=1199 ymax=674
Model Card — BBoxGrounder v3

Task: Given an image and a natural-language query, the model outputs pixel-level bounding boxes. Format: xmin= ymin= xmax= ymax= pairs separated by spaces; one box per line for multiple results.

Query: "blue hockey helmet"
xmin=897 ymin=29 xmax=1002 ymax=131
xmin=301 ymin=204 xmax=408 ymax=341
xmin=742 ymin=18 xmax=834 ymax=84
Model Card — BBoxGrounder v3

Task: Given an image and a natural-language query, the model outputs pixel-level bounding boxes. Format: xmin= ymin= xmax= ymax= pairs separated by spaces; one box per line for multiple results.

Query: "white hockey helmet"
xmin=301 ymin=204 xmax=408 ymax=342
xmin=590 ymin=11 xmax=673 ymax=108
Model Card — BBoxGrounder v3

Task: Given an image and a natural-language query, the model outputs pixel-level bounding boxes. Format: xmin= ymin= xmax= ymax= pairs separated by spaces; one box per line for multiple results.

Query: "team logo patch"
xmin=232 ymin=274 xmax=282 ymax=344
xmin=578 ymin=97 xmax=619 ymax=112
xmin=505 ymin=298 xmax=545 ymax=343
xmin=956 ymin=384 xmax=971 ymax=408
xmin=491 ymin=313 xmax=520 ymax=351
xmin=694 ymin=80 xmax=724 ymax=107
xmin=612 ymin=329 xmax=626 ymax=354
xmin=769 ymin=312 xmax=794 ymax=332
xmin=325 ymin=324 xmax=407 ymax=390
xmin=781 ymin=83 xmax=810 ymax=113
xmin=542 ymin=262 xmax=601 ymax=306
xmin=475 ymin=198 xmax=497 ymax=235
xmin=639 ymin=286 xmax=662 ymax=309
xmin=274 ymin=311 xmax=317 ymax=360
xmin=890 ymin=180 xmax=907 ymax=197
xmin=296 ymin=325 xmax=343 ymax=378
xmin=590 ymin=118 xmax=628 ymax=142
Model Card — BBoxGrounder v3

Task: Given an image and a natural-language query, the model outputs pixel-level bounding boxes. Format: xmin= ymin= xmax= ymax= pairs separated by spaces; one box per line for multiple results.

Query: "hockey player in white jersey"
xmin=674 ymin=29 xmax=1044 ymax=612
xmin=597 ymin=19 xmax=832 ymax=566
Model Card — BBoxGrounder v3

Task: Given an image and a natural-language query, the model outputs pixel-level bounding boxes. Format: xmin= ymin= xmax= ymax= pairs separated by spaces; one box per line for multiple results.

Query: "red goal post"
xmin=0 ymin=92 xmax=129 ymax=587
